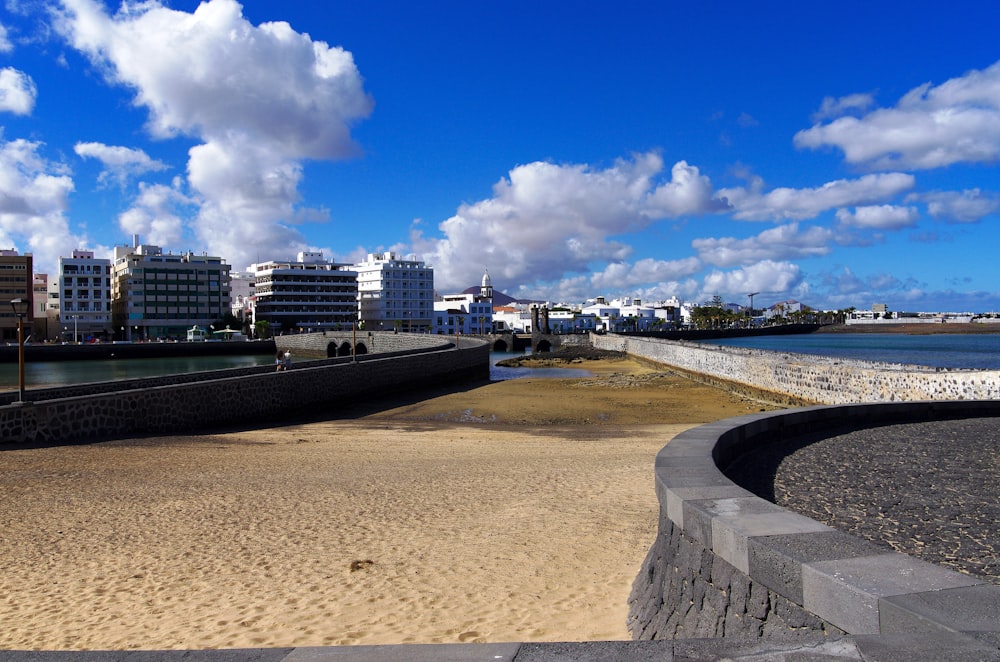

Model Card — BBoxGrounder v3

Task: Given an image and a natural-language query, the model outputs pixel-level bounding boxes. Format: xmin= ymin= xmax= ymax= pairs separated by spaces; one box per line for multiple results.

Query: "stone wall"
xmin=0 ymin=335 xmax=489 ymax=446
xmin=628 ymin=400 xmax=1000 ymax=654
xmin=274 ymin=330 xmax=442 ymax=358
xmin=592 ymin=333 xmax=1000 ymax=404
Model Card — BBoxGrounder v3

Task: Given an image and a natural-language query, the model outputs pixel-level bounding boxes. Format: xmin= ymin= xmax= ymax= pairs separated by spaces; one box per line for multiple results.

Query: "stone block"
xmin=710 ymin=505 xmax=831 ymax=573
xmin=802 ymin=553 xmax=983 ymax=634
xmin=879 ymin=583 xmax=1000 ymax=635
xmin=661 ymin=484 xmax=753 ymax=529
xmin=748 ymin=530 xmax=887 ymax=604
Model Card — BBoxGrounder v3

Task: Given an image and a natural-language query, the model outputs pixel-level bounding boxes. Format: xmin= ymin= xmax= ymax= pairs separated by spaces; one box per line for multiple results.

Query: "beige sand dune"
xmin=0 ymin=357 xmax=774 ymax=650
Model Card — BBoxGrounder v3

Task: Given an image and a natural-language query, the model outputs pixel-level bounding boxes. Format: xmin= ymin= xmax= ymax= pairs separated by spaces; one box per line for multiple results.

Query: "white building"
xmin=355 ymin=252 xmax=434 ymax=332
xmin=229 ymin=270 xmax=255 ymax=324
xmin=432 ymin=269 xmax=494 ymax=335
xmin=250 ymin=252 xmax=358 ymax=334
xmin=112 ymin=240 xmax=231 ymax=340
xmin=58 ymin=250 xmax=112 ymax=342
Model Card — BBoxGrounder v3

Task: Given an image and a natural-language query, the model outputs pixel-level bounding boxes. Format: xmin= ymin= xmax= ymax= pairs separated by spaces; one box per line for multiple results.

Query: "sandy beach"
xmin=0 ymin=356 xmax=776 ymax=651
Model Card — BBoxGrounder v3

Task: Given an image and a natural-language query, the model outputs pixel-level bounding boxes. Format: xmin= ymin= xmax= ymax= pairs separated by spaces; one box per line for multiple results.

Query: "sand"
xmin=0 ymin=357 xmax=776 ymax=651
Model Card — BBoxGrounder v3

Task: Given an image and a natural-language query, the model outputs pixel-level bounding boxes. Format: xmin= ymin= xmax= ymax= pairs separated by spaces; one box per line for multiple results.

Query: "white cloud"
xmin=417 ymin=153 xmax=725 ymax=292
xmin=645 ymin=159 xmax=730 ymax=218
xmin=0 ymin=67 xmax=37 ymax=115
xmin=74 ymin=141 xmax=169 ymax=186
xmin=835 ymin=205 xmax=919 ymax=230
xmin=0 ymin=138 xmax=86 ymax=273
xmin=54 ymin=0 xmax=373 ymax=269
xmin=795 ymin=60 xmax=1000 ymax=169
xmin=918 ymin=188 xmax=1000 ymax=223
xmin=811 ymin=92 xmax=875 ymax=122
xmin=699 ymin=260 xmax=804 ymax=301
xmin=117 ymin=180 xmax=191 ymax=248
xmin=0 ymin=22 xmax=11 ymax=53
xmin=718 ymin=173 xmax=915 ymax=221
xmin=693 ymin=223 xmax=834 ymax=267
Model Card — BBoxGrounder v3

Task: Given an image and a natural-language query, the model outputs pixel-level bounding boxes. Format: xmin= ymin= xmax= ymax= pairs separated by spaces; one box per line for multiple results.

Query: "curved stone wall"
xmin=592 ymin=333 xmax=1000 ymax=404
xmin=628 ymin=400 xmax=1000 ymax=652
xmin=0 ymin=334 xmax=489 ymax=446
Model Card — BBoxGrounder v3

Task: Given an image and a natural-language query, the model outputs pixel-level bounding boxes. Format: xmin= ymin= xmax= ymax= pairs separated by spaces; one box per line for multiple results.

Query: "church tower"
xmin=479 ymin=269 xmax=494 ymax=301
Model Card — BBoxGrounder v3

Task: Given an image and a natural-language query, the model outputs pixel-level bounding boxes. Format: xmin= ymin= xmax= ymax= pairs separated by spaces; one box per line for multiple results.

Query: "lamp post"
xmin=9 ymin=298 xmax=27 ymax=403
xmin=71 ymin=314 xmax=79 ymax=344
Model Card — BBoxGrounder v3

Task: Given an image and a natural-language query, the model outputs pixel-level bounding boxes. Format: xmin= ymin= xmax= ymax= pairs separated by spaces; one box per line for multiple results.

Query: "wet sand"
xmin=0 ymin=357 xmax=775 ymax=650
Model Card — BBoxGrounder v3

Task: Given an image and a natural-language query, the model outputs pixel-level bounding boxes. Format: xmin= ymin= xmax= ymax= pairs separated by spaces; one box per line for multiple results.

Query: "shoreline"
xmin=815 ymin=322 xmax=1000 ymax=335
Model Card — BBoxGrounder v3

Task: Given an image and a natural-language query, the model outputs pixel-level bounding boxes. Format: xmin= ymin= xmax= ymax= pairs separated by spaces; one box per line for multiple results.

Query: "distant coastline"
xmin=816 ymin=322 xmax=1000 ymax=335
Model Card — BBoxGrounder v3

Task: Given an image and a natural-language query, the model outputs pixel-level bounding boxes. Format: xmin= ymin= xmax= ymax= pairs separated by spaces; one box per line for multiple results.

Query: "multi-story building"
xmin=112 ymin=241 xmax=231 ymax=340
xmin=250 ymin=252 xmax=358 ymax=334
xmin=58 ymin=250 xmax=112 ymax=342
xmin=0 ymin=249 xmax=32 ymax=343
xmin=355 ymin=252 xmax=433 ymax=332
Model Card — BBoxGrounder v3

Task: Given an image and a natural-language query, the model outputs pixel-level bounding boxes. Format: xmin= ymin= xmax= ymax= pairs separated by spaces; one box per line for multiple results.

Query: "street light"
xmin=9 ymin=298 xmax=27 ymax=403
xmin=71 ymin=314 xmax=79 ymax=344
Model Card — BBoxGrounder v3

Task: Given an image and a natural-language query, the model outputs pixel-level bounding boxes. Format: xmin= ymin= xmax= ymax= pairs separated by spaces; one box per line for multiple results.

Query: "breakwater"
xmin=592 ymin=333 xmax=1000 ymax=404
xmin=0 ymin=333 xmax=490 ymax=446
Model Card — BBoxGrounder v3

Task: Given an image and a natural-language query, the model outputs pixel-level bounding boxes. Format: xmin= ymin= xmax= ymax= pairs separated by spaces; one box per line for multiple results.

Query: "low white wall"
xmin=592 ymin=334 xmax=1000 ymax=404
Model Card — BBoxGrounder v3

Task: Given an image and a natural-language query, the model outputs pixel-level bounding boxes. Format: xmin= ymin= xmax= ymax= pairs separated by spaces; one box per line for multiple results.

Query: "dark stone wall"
xmin=0 ymin=336 xmax=489 ymax=445
xmin=628 ymin=515 xmax=843 ymax=642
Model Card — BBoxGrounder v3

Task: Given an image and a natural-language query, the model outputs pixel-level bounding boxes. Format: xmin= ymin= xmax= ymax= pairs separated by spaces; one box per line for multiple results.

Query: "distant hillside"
xmin=460 ymin=286 xmax=522 ymax=306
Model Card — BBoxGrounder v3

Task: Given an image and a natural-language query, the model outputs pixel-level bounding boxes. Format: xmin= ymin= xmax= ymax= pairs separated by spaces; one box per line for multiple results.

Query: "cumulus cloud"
xmin=53 ymin=0 xmax=373 ymax=268
xmin=74 ymin=141 xmax=169 ymax=187
xmin=835 ymin=205 xmax=919 ymax=230
xmin=0 ymin=22 xmax=11 ymax=52
xmin=718 ymin=172 xmax=915 ymax=221
xmin=699 ymin=260 xmax=805 ymax=301
xmin=795 ymin=60 xmax=1000 ymax=170
xmin=117 ymin=179 xmax=191 ymax=248
xmin=0 ymin=137 xmax=87 ymax=272
xmin=417 ymin=152 xmax=726 ymax=292
xmin=0 ymin=67 xmax=37 ymax=115
xmin=693 ymin=223 xmax=835 ymax=267
xmin=916 ymin=188 xmax=1000 ymax=223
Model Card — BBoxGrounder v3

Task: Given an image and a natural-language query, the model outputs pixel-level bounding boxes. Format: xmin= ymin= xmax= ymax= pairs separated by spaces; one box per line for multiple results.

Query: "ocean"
xmin=698 ymin=332 xmax=1000 ymax=370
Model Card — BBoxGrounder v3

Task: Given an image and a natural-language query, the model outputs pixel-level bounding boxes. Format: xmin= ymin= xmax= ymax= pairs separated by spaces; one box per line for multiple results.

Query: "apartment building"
xmin=112 ymin=242 xmax=231 ymax=340
xmin=356 ymin=252 xmax=433 ymax=332
xmin=0 ymin=249 xmax=32 ymax=343
xmin=57 ymin=250 xmax=112 ymax=341
xmin=251 ymin=252 xmax=358 ymax=334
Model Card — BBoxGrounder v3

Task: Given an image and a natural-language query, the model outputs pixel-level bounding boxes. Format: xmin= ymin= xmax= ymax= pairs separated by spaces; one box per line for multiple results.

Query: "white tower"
xmin=480 ymin=269 xmax=493 ymax=301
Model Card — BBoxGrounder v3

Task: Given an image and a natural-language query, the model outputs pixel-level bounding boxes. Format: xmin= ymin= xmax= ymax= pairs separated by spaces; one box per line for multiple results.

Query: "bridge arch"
xmin=337 ymin=341 xmax=352 ymax=357
xmin=534 ymin=339 xmax=552 ymax=353
xmin=492 ymin=338 xmax=509 ymax=352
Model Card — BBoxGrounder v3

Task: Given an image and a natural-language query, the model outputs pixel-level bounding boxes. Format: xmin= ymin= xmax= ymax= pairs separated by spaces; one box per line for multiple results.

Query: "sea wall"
xmin=592 ymin=333 xmax=1000 ymax=404
xmin=628 ymin=400 xmax=1000 ymax=654
xmin=0 ymin=335 xmax=489 ymax=446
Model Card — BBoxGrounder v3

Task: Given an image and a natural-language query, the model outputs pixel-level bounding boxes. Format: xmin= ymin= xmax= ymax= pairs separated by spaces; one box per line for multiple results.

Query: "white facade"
xmin=229 ymin=270 xmax=255 ymax=322
xmin=355 ymin=252 xmax=433 ymax=332
xmin=59 ymin=250 xmax=112 ymax=341
xmin=433 ymin=294 xmax=493 ymax=335
xmin=250 ymin=252 xmax=358 ymax=334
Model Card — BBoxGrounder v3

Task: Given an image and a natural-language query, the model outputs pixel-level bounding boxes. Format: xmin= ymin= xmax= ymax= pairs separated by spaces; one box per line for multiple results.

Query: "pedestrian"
xmin=282 ymin=350 xmax=292 ymax=371
xmin=275 ymin=350 xmax=285 ymax=371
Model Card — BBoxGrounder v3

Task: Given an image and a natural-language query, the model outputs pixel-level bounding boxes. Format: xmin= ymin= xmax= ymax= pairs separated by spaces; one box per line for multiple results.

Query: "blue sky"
xmin=2 ymin=0 xmax=1000 ymax=312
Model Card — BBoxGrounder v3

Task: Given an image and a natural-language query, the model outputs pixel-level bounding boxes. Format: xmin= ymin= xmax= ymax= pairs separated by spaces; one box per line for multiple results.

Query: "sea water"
xmin=0 ymin=350 xmax=584 ymax=392
xmin=699 ymin=333 xmax=1000 ymax=370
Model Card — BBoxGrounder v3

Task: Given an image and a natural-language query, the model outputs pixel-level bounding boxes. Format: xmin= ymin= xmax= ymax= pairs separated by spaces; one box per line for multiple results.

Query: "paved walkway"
xmin=726 ymin=416 xmax=1000 ymax=583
